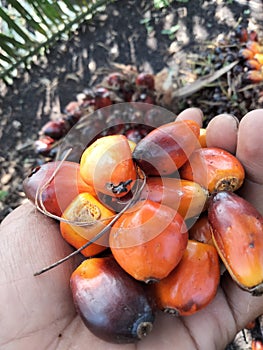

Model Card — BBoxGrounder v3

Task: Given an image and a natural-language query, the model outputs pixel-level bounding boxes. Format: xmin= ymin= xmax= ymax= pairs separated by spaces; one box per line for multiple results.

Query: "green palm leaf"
xmin=0 ymin=0 xmax=115 ymax=83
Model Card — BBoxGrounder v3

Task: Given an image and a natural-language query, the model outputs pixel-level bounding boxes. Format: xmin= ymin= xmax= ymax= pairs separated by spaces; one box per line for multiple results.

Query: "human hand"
xmin=1 ymin=108 xmax=263 ymax=350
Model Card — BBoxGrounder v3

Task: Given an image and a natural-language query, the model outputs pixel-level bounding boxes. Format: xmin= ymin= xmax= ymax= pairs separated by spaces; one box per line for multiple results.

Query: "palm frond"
xmin=0 ymin=0 xmax=115 ymax=83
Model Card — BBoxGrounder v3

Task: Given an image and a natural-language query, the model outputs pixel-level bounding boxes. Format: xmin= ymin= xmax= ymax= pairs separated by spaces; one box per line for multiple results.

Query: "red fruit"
xmin=94 ymin=87 xmax=113 ymax=109
xmin=135 ymin=73 xmax=155 ymax=90
xmin=23 ymin=161 xmax=96 ymax=217
xmin=105 ymin=72 xmax=126 ymax=90
xmin=238 ymin=48 xmax=254 ymax=60
xmin=236 ymin=26 xmax=248 ymax=42
xmin=244 ymin=70 xmax=263 ymax=83
xmin=110 ymin=200 xmax=188 ymax=282
xmin=132 ymin=90 xmax=156 ymax=105
xmin=244 ymin=59 xmax=262 ymax=70
xmin=105 ymin=113 xmax=125 ymax=135
xmin=246 ymin=40 xmax=263 ymax=54
xmin=153 ymin=240 xmax=220 ymax=316
xmin=133 ymin=119 xmax=200 ymax=176
xmin=252 ymin=339 xmax=263 ymax=350
xmin=188 ymin=215 xmax=213 ymax=245
xmin=249 ymin=30 xmax=258 ymax=42
xmin=139 ymin=177 xmax=208 ymax=219
xmin=125 ymin=127 xmax=149 ymax=144
xmin=64 ymin=113 xmax=82 ymax=127
xmin=70 ymin=257 xmax=155 ymax=344
xmin=41 ymin=119 xmax=70 ymax=140
xmin=208 ymin=191 xmax=263 ymax=295
xmin=34 ymin=136 xmax=55 ymax=156
xmin=64 ymin=100 xmax=80 ymax=114
xmin=180 ymin=147 xmax=245 ymax=193
xmin=80 ymin=134 xmax=137 ymax=198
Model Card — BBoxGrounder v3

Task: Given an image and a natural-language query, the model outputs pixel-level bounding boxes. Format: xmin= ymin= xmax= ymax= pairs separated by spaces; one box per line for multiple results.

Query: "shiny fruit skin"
xmin=110 ymin=200 xmax=188 ymax=282
xmin=244 ymin=70 xmax=263 ymax=83
xmin=132 ymin=120 xmax=200 ymax=176
xmin=139 ymin=177 xmax=208 ymax=219
xmin=236 ymin=26 xmax=248 ymax=42
xmin=180 ymin=147 xmax=245 ymax=193
xmin=245 ymin=59 xmax=262 ymax=70
xmin=34 ymin=136 xmax=55 ymax=156
xmin=249 ymin=30 xmax=258 ymax=42
xmin=252 ymin=339 xmax=263 ymax=350
xmin=153 ymin=240 xmax=220 ymax=316
xmin=40 ymin=119 xmax=70 ymax=140
xmin=80 ymin=135 xmax=137 ymax=198
xmin=70 ymin=256 xmax=155 ymax=344
xmin=238 ymin=48 xmax=255 ymax=60
xmin=94 ymin=87 xmax=113 ymax=109
xmin=246 ymin=40 xmax=263 ymax=54
xmin=135 ymin=72 xmax=155 ymax=90
xmin=208 ymin=191 xmax=263 ymax=295
xmin=105 ymin=72 xmax=126 ymax=91
xmin=254 ymin=53 xmax=263 ymax=65
xmin=60 ymin=193 xmax=115 ymax=257
xmin=23 ymin=161 xmax=96 ymax=217
xmin=188 ymin=215 xmax=214 ymax=245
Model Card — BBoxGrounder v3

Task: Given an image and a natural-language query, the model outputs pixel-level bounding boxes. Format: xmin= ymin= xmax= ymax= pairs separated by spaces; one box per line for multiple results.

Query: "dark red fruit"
xmin=135 ymin=73 xmax=155 ymax=90
xmin=132 ymin=90 xmax=156 ymax=105
xmin=208 ymin=191 xmax=263 ymax=295
xmin=23 ymin=161 xmax=96 ymax=217
xmin=105 ymin=72 xmax=126 ymax=90
xmin=144 ymin=108 xmax=165 ymax=127
xmin=64 ymin=101 xmax=80 ymax=114
xmin=70 ymin=256 xmax=155 ymax=344
xmin=236 ymin=26 xmax=248 ymax=43
xmin=94 ymin=87 xmax=113 ymax=109
xmin=105 ymin=112 xmax=125 ymax=135
xmin=249 ymin=30 xmax=258 ymax=42
xmin=125 ymin=128 xmax=144 ymax=143
xmin=40 ymin=119 xmax=70 ymax=140
xmin=34 ymin=136 xmax=55 ymax=156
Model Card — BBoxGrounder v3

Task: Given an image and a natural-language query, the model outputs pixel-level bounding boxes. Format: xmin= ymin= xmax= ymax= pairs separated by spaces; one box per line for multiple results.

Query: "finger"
xmin=221 ymin=273 xmax=263 ymax=334
xmin=176 ymin=107 xmax=204 ymax=126
xmin=139 ymin=286 xmax=238 ymax=350
xmin=0 ymin=203 xmax=78 ymax=348
xmin=236 ymin=109 xmax=263 ymax=184
xmin=183 ymin=275 xmax=263 ymax=350
xmin=235 ymin=110 xmax=263 ymax=213
xmin=55 ymin=317 xmax=136 ymax=350
xmin=206 ymin=114 xmax=239 ymax=154
xmin=140 ymin=278 xmax=263 ymax=350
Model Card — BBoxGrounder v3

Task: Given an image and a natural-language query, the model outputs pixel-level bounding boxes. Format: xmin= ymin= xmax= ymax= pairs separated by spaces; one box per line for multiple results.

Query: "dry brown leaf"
xmin=172 ymin=60 xmax=239 ymax=99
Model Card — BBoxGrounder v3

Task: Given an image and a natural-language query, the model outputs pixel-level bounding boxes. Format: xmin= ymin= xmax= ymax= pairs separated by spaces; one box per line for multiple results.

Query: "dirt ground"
xmin=1 ymin=0 xmax=263 ymax=348
xmin=1 ymin=0 xmax=263 ymax=219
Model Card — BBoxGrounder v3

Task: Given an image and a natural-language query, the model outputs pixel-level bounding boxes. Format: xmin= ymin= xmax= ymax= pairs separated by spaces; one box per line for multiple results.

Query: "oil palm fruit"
xmin=153 ymin=240 xmax=220 ymax=315
xmin=80 ymin=134 xmax=137 ymax=197
xmin=208 ymin=191 xmax=263 ymax=295
xmin=132 ymin=119 xmax=200 ymax=176
xmin=180 ymin=147 xmax=245 ymax=193
xmin=70 ymin=256 xmax=155 ymax=343
xmin=109 ymin=199 xmax=188 ymax=282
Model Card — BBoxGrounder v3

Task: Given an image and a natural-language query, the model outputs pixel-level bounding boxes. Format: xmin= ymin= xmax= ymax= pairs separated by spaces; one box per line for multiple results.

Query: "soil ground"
xmin=1 ymin=0 xmax=263 ymax=348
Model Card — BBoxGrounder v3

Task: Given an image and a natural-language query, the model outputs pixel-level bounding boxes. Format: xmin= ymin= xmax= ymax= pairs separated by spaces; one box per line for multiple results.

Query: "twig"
xmin=172 ymin=60 xmax=239 ymax=99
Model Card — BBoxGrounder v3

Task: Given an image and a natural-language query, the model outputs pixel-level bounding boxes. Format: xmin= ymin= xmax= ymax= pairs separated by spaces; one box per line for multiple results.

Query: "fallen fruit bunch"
xmin=23 ymin=108 xmax=263 ymax=344
xmin=34 ymin=68 xmax=159 ymax=159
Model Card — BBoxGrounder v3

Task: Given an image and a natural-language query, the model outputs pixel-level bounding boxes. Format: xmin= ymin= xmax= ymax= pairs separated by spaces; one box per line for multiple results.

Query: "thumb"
xmin=236 ymin=109 xmax=263 ymax=185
